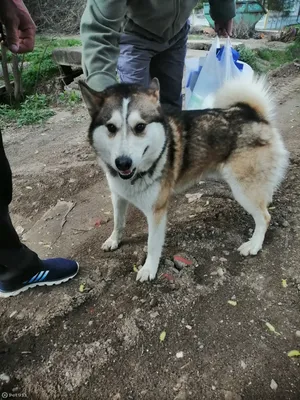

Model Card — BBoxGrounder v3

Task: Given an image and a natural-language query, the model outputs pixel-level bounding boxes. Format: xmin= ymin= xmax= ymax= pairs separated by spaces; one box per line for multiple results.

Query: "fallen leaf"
xmin=79 ymin=283 xmax=85 ymax=293
xmin=266 ymin=322 xmax=280 ymax=335
xmin=228 ymin=300 xmax=237 ymax=306
xmin=288 ymin=350 xmax=300 ymax=357
xmin=159 ymin=331 xmax=166 ymax=342
xmin=133 ymin=265 xmax=138 ymax=273
xmin=282 ymin=279 xmax=287 ymax=288
xmin=173 ymin=255 xmax=192 ymax=266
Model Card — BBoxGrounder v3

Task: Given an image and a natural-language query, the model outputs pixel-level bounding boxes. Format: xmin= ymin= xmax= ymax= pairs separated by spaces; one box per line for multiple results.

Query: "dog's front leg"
xmin=136 ymin=209 xmax=167 ymax=282
xmin=102 ymin=192 xmax=128 ymax=251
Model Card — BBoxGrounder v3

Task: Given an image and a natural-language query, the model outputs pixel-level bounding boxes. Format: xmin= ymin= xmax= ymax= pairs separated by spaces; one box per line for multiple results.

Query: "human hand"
xmin=214 ymin=19 xmax=233 ymax=37
xmin=0 ymin=0 xmax=36 ymax=53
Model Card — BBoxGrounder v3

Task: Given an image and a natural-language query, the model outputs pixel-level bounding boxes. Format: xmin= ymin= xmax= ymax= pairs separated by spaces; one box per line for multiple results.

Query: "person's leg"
xmin=0 ymin=129 xmax=40 ymax=266
xmin=0 ymin=130 xmax=79 ymax=297
xmin=150 ymin=22 xmax=190 ymax=110
xmin=117 ymin=33 xmax=155 ymax=87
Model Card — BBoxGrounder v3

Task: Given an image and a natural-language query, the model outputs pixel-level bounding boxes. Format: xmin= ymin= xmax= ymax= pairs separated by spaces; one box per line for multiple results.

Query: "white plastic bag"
xmin=186 ymin=37 xmax=253 ymax=110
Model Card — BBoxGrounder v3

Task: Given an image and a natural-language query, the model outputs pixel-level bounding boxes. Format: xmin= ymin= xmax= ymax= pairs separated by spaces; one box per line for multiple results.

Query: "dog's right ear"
xmin=78 ymin=80 xmax=104 ymax=116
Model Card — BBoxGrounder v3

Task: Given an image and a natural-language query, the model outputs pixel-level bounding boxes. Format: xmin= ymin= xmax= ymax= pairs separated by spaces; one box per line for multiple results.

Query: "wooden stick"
xmin=1 ymin=41 xmax=13 ymax=98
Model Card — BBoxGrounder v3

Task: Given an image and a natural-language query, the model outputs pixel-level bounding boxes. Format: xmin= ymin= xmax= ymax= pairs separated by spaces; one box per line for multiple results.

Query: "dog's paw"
xmin=238 ymin=240 xmax=262 ymax=256
xmin=101 ymin=236 xmax=119 ymax=252
xmin=136 ymin=264 xmax=156 ymax=282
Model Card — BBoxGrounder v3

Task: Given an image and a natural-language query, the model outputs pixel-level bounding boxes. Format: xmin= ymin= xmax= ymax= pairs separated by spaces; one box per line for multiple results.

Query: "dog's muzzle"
xmin=118 ymin=168 xmax=136 ymax=180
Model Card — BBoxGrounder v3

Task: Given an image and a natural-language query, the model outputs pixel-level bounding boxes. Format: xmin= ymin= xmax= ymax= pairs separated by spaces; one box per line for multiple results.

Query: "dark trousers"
xmin=117 ymin=22 xmax=190 ymax=110
xmin=0 ymin=130 xmax=41 ymax=280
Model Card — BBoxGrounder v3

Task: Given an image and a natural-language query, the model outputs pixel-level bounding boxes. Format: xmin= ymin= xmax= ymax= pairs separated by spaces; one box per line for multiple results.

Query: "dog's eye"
xmin=106 ymin=124 xmax=117 ymax=134
xmin=135 ymin=123 xmax=146 ymax=134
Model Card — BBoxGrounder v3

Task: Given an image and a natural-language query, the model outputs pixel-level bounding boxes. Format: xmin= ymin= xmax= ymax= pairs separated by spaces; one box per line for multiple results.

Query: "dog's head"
xmin=79 ymin=78 xmax=166 ymax=181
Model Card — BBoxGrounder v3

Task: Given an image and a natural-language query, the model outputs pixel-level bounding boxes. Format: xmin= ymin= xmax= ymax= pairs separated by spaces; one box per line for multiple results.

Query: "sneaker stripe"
xmin=38 ymin=270 xmax=49 ymax=282
xmin=28 ymin=273 xmax=39 ymax=284
xmin=33 ymin=271 xmax=45 ymax=283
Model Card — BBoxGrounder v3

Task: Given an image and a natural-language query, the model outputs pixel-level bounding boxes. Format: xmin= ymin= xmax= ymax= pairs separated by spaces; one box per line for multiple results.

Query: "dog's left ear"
xmin=78 ymin=80 xmax=104 ymax=116
xmin=149 ymin=78 xmax=160 ymax=101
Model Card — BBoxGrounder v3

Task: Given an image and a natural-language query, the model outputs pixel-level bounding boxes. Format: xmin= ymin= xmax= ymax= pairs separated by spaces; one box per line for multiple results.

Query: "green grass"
xmin=57 ymin=89 xmax=81 ymax=107
xmin=20 ymin=37 xmax=81 ymax=94
xmin=0 ymin=94 xmax=55 ymax=126
xmin=0 ymin=37 xmax=81 ymax=126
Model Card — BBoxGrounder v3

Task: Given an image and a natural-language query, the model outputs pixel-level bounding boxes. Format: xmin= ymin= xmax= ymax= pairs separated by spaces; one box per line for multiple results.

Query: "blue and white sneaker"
xmin=0 ymin=258 xmax=79 ymax=298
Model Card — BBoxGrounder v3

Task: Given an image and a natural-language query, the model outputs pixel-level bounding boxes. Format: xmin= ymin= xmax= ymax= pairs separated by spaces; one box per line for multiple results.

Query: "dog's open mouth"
xmin=118 ymin=168 xmax=136 ymax=180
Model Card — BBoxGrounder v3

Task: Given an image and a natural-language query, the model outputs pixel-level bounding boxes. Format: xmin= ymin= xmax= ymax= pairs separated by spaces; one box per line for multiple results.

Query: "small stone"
xmin=165 ymin=259 xmax=175 ymax=268
xmin=88 ymin=320 xmax=93 ymax=326
xmin=69 ymin=178 xmax=76 ymax=183
xmin=217 ymin=267 xmax=224 ymax=277
xmin=150 ymin=311 xmax=159 ymax=319
xmin=176 ymin=351 xmax=184 ymax=359
xmin=241 ymin=360 xmax=247 ymax=370
xmin=143 ymin=246 xmax=148 ymax=253
xmin=9 ymin=311 xmax=17 ymax=318
xmin=118 ymin=314 xmax=124 ymax=319
xmin=219 ymin=257 xmax=227 ymax=262
xmin=295 ymin=330 xmax=300 ymax=338
xmin=282 ymin=220 xmax=289 ymax=227
xmin=16 ymin=225 xmax=24 ymax=235
xmin=185 ymin=325 xmax=192 ymax=330
xmin=0 ymin=373 xmax=10 ymax=383
xmin=211 ymin=256 xmax=218 ymax=262
xmin=223 ymin=391 xmax=242 ymax=400
xmin=173 ymin=255 xmax=192 ymax=269
xmin=270 ymin=379 xmax=278 ymax=391
xmin=212 ymin=385 xmax=216 ymax=391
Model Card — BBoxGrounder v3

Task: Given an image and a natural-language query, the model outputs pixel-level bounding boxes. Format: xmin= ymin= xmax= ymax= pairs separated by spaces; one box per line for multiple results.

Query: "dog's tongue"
xmin=121 ymin=169 xmax=131 ymax=175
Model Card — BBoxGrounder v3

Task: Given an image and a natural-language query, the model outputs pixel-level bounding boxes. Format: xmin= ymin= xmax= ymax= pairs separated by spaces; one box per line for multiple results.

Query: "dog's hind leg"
xmin=102 ymin=192 xmax=128 ymax=251
xmin=136 ymin=208 xmax=167 ymax=282
xmin=223 ymin=162 xmax=272 ymax=256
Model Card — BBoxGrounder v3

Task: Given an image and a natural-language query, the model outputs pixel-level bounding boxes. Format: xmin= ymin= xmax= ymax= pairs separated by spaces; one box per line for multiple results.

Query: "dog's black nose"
xmin=115 ymin=156 xmax=132 ymax=171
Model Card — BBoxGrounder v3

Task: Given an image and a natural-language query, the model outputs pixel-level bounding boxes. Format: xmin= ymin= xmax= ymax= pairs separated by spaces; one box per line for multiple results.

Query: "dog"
xmin=79 ymin=75 xmax=289 ymax=282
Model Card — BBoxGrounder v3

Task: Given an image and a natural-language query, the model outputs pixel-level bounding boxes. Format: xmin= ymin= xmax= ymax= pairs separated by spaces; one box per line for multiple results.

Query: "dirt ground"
xmin=0 ymin=63 xmax=300 ymax=400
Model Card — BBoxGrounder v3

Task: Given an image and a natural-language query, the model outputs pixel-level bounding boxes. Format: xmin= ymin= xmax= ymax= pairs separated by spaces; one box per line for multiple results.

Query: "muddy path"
xmin=0 ymin=65 xmax=300 ymax=400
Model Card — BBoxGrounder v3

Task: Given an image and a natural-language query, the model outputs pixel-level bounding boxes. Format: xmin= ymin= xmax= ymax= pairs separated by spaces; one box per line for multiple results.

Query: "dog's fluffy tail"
xmin=213 ymin=75 xmax=274 ymax=122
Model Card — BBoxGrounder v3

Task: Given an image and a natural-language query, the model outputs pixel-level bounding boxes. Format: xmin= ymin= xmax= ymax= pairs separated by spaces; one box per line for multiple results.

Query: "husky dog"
xmin=79 ymin=76 xmax=289 ymax=282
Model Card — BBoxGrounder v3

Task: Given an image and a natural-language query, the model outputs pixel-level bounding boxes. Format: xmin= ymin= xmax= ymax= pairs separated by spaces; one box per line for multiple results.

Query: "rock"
xmin=173 ymin=255 xmax=192 ymax=269
xmin=174 ymin=390 xmax=187 ymax=400
xmin=165 ymin=259 xmax=175 ymax=268
xmin=176 ymin=351 xmax=184 ymax=359
xmin=0 ymin=373 xmax=10 ymax=383
xmin=223 ymin=390 xmax=242 ymax=400
xmin=16 ymin=225 xmax=24 ymax=235
xmin=270 ymin=379 xmax=278 ymax=391
xmin=185 ymin=192 xmax=203 ymax=203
